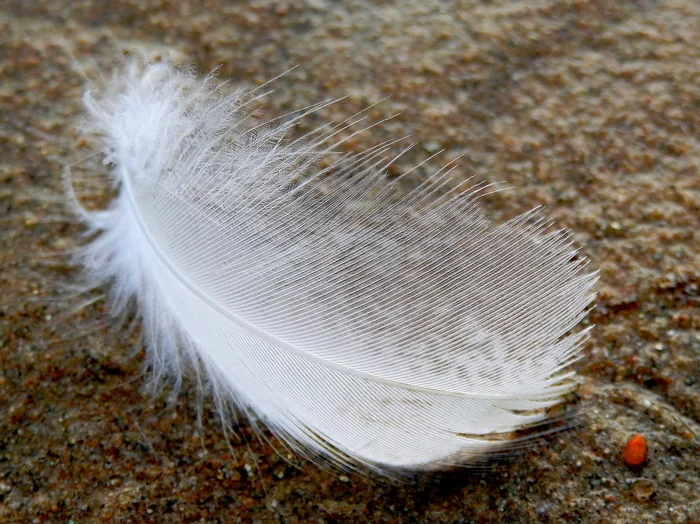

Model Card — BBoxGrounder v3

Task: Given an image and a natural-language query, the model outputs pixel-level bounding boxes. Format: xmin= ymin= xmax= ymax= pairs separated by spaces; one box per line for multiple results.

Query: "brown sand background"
xmin=1 ymin=0 xmax=698 ymax=522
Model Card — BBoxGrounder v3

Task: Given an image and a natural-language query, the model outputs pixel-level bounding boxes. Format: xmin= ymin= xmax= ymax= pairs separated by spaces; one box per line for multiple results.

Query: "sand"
xmin=0 ymin=1 xmax=698 ymax=522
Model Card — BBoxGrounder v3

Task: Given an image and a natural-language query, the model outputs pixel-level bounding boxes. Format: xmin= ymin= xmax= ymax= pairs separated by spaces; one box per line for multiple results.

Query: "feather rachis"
xmin=71 ymin=60 xmax=596 ymax=476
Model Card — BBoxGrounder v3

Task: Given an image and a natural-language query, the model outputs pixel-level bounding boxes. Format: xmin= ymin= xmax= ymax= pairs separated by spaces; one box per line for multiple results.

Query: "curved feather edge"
xmin=70 ymin=60 xmax=597 ymax=476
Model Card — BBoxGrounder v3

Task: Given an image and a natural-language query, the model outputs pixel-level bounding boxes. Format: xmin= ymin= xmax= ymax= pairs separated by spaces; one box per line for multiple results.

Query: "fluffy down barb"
xmin=71 ymin=61 xmax=597 ymax=476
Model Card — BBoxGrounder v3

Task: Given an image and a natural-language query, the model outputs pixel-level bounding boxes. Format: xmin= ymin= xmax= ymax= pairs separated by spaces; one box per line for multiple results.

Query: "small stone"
xmin=623 ymin=434 xmax=648 ymax=468
xmin=423 ymin=141 xmax=440 ymax=153
xmin=109 ymin=476 xmax=122 ymax=486
xmin=630 ymin=479 xmax=654 ymax=501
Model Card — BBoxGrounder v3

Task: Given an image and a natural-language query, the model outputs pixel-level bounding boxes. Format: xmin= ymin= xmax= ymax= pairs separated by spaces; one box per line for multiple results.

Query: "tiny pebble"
xmin=630 ymin=479 xmax=654 ymax=501
xmin=623 ymin=434 xmax=648 ymax=468
xmin=422 ymin=141 xmax=440 ymax=153
xmin=109 ymin=476 xmax=122 ymax=486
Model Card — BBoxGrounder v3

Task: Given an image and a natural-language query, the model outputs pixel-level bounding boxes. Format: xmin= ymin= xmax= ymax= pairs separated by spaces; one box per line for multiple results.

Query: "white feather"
xmin=70 ymin=61 xmax=596 ymax=476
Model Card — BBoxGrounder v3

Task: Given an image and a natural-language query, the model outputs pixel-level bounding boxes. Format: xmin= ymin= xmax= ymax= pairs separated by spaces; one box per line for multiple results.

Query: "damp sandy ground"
xmin=0 ymin=1 xmax=698 ymax=522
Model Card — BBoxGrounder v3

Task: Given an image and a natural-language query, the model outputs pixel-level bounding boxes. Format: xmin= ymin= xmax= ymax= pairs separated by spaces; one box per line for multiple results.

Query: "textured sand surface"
xmin=1 ymin=1 xmax=698 ymax=522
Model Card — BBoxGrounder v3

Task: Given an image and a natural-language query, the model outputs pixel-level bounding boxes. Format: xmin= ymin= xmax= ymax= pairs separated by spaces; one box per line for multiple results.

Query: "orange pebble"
xmin=623 ymin=434 xmax=648 ymax=467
